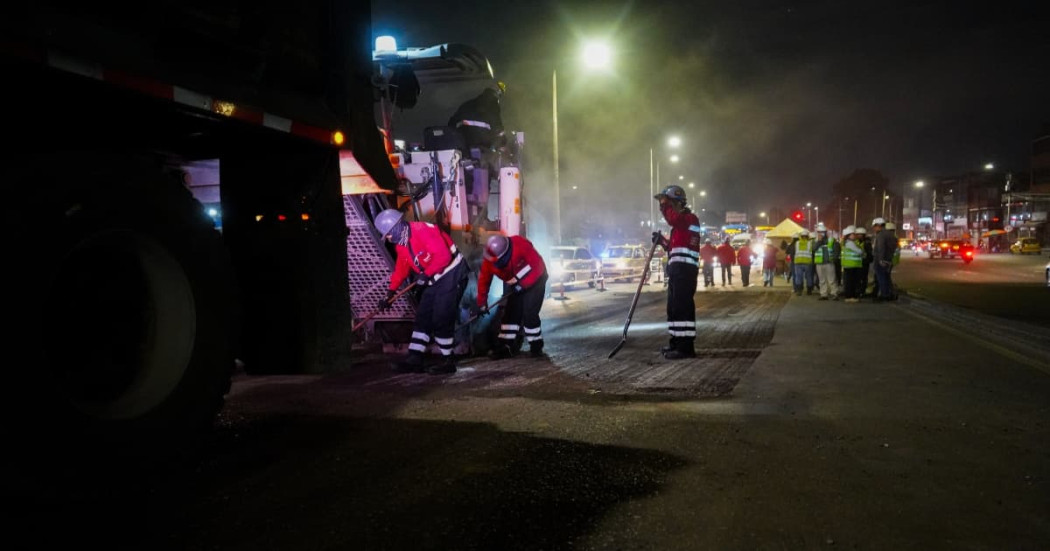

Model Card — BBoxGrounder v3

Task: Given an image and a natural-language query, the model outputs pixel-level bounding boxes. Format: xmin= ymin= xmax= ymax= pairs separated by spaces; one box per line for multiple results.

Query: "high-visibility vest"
xmin=814 ymin=239 xmax=838 ymax=264
xmin=842 ymin=240 xmax=864 ymax=268
xmin=794 ymin=238 xmax=814 ymax=264
xmin=892 ymin=245 xmax=901 ymax=266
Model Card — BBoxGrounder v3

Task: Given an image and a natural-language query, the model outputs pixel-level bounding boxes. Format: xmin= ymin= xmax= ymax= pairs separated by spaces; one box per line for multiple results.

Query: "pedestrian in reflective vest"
xmin=653 ymin=185 xmax=700 ymax=359
xmin=840 ymin=226 xmax=865 ymax=302
xmin=477 ymin=234 xmax=548 ymax=359
xmin=792 ymin=230 xmax=816 ymax=296
xmin=813 ymin=225 xmax=841 ymax=300
xmin=374 ymin=209 xmax=468 ymax=375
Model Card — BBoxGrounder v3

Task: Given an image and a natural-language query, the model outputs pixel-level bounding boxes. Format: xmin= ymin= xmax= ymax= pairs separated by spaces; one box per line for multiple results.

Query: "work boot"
xmin=806 ymin=288 xmax=813 ymax=295
xmin=491 ymin=343 xmax=513 ymax=359
xmin=819 ymin=296 xmax=828 ymax=301
xmin=663 ymin=348 xmax=696 ymax=360
xmin=530 ymin=341 xmax=545 ymax=358
xmin=427 ymin=355 xmax=456 ymax=375
xmin=393 ymin=351 xmax=425 ymax=373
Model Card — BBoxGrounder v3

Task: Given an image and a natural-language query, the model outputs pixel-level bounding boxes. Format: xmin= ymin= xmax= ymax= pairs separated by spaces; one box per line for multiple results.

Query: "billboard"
xmin=725 ymin=211 xmax=747 ymax=224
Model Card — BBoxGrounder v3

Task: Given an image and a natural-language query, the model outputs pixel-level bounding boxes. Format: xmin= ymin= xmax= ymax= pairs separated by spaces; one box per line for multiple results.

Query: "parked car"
xmin=1010 ymin=237 xmax=1042 ymax=255
xmin=549 ymin=246 xmax=601 ymax=289
xmin=601 ymin=244 xmax=649 ymax=282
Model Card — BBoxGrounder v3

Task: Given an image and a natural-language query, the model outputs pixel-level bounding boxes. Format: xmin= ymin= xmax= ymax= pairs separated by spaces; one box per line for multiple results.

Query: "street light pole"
xmin=552 ymin=69 xmax=561 ymax=245
xmin=649 ymin=148 xmax=654 ymax=230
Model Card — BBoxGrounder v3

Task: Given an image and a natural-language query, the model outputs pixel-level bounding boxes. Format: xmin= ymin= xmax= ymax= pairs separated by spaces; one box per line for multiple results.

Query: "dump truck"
xmin=1 ymin=1 xmax=397 ymax=445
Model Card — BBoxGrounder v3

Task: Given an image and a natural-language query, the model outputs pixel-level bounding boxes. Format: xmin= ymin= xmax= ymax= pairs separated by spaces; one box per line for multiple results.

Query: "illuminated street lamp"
xmin=984 ymin=163 xmax=995 ymax=170
xmin=650 ymin=136 xmax=682 ymax=228
xmin=553 ymin=40 xmax=613 ymax=244
xmin=760 ymin=211 xmax=769 ymax=225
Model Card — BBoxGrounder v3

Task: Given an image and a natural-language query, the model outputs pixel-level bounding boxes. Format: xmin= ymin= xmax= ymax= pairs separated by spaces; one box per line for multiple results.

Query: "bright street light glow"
xmin=581 ymin=41 xmax=612 ymax=70
xmin=984 ymin=163 xmax=994 ymax=170
xmin=806 ymin=202 xmax=812 ymax=207
xmin=760 ymin=212 xmax=766 ymax=217
xmin=915 ymin=180 xmax=925 ymax=187
xmin=700 ymin=190 xmax=707 ymax=196
xmin=668 ymin=136 xmax=682 ymax=148
xmin=688 ymin=182 xmax=695 ymax=188
xmin=669 ymin=155 xmax=680 ymax=163
xmin=678 ymin=175 xmax=684 ymax=180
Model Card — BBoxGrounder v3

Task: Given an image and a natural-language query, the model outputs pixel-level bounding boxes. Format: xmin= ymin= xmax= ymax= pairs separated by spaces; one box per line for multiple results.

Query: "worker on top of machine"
xmin=374 ymin=208 xmax=468 ymax=375
xmin=476 ymin=234 xmax=548 ymax=359
xmin=652 ymin=185 xmax=701 ymax=360
xmin=448 ymin=81 xmax=506 ymax=153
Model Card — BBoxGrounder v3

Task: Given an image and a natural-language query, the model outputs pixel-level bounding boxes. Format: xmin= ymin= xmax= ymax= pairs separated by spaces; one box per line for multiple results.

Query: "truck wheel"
xmin=5 ymin=164 xmax=235 ymax=451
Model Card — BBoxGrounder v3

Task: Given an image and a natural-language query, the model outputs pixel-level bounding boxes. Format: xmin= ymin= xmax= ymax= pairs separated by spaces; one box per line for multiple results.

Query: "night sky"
xmin=372 ymin=0 xmax=1050 ymax=238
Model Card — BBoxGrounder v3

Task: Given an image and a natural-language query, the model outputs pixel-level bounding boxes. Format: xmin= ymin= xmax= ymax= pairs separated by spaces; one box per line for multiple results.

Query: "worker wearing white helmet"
xmin=871 ymin=218 xmax=899 ymax=302
xmin=841 ymin=225 xmax=866 ymax=302
xmin=813 ymin=223 xmax=840 ymax=300
xmin=854 ymin=226 xmax=874 ymax=297
xmin=374 ymin=208 xmax=468 ymax=374
xmin=791 ymin=228 xmax=816 ymax=296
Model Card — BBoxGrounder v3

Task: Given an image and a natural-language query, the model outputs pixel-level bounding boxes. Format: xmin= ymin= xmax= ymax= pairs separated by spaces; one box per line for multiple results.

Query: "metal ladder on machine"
xmin=343 ymin=193 xmax=417 ymax=351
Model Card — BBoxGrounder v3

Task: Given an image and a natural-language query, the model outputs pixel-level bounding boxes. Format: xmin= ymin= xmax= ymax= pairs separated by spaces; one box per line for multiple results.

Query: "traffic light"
xmin=793 ymin=210 xmax=804 ymax=222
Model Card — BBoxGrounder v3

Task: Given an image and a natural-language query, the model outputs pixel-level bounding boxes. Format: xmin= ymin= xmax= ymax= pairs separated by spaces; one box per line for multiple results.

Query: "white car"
xmin=601 ymin=244 xmax=648 ymax=282
xmin=549 ymin=246 xmax=601 ymax=289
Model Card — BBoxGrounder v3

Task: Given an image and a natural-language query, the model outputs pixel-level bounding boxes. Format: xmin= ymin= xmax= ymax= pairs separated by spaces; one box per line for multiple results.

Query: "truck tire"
xmin=4 ymin=162 xmax=235 ymax=452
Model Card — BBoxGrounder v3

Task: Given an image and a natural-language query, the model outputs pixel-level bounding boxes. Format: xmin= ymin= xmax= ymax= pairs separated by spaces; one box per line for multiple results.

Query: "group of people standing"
xmin=696 ymin=236 xmax=779 ymax=288
xmin=784 ymin=217 xmax=899 ymax=303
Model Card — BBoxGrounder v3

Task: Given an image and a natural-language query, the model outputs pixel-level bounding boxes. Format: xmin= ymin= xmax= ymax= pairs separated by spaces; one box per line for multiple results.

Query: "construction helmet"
xmin=872 ymin=217 xmax=886 ymax=226
xmin=483 ymin=234 xmax=511 ymax=262
xmin=885 ymin=222 xmax=897 ymax=230
xmin=800 ymin=229 xmax=810 ymax=237
xmin=855 ymin=227 xmax=867 ymax=235
xmin=816 ymin=222 xmax=827 ymax=232
xmin=654 ymin=185 xmax=687 ymax=203
xmin=843 ymin=225 xmax=856 ymax=235
xmin=374 ymin=209 xmax=405 ymax=240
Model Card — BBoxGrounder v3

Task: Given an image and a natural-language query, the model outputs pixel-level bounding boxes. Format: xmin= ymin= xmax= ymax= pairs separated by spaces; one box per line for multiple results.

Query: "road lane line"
xmin=894 ymin=303 xmax=1050 ymax=376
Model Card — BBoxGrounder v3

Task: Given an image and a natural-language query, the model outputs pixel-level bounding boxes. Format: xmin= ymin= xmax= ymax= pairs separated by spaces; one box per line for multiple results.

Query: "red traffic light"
xmin=792 ymin=211 xmax=804 ymax=221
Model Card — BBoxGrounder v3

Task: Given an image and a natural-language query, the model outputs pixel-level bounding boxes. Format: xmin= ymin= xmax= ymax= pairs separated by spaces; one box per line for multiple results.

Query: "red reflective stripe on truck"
xmin=0 ymin=41 xmax=45 ymax=63
xmin=3 ymin=43 xmax=340 ymax=147
xmin=290 ymin=122 xmax=332 ymax=145
xmin=102 ymin=69 xmax=174 ymax=101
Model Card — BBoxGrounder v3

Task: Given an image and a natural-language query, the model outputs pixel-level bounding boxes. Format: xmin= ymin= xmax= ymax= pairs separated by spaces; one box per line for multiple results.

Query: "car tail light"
xmin=965 ymin=251 xmax=973 ymax=257
xmin=940 ymin=243 xmax=949 ymax=249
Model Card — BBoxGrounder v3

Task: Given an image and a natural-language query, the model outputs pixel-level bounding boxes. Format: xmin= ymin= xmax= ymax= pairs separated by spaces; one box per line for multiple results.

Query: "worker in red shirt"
xmin=652 ymin=185 xmax=701 ymax=359
xmin=476 ymin=234 xmax=548 ymax=358
xmin=374 ymin=209 xmax=468 ymax=375
xmin=736 ymin=239 xmax=754 ymax=287
xmin=717 ymin=238 xmax=736 ymax=286
xmin=699 ymin=239 xmax=717 ymax=287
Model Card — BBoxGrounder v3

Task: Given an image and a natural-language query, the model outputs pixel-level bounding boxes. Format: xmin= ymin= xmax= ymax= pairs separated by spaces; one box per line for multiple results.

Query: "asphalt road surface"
xmin=893 ymin=250 xmax=1050 ymax=327
xmin=7 ymin=277 xmax=1050 ymax=550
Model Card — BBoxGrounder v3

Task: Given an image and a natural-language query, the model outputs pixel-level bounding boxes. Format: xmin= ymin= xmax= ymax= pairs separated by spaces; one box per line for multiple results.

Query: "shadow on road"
xmin=3 ymin=416 xmax=689 ymax=551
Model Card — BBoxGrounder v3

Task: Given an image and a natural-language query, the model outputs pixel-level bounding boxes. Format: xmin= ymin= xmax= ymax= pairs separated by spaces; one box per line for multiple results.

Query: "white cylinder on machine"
xmin=499 ymin=167 xmax=522 ymax=236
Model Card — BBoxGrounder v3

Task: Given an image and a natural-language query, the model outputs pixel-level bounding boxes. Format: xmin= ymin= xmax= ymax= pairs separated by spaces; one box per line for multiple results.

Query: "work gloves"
xmin=651 ymin=231 xmax=662 ymax=244
xmin=377 ymin=290 xmax=396 ymax=311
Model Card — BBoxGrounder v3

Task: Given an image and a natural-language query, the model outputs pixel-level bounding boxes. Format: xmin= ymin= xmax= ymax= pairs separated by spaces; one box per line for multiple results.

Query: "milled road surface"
xmin=7 ymin=278 xmax=1050 ymax=550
